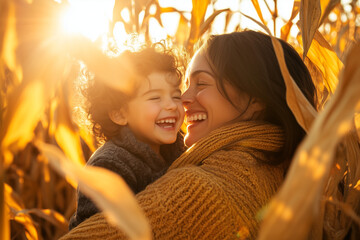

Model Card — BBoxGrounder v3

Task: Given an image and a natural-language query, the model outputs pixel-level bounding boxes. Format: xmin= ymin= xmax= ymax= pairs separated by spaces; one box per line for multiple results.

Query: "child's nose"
xmin=165 ymin=98 xmax=177 ymax=110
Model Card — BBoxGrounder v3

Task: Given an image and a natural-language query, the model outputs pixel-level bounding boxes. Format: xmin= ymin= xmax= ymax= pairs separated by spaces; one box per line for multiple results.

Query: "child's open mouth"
xmin=156 ymin=118 xmax=177 ymax=129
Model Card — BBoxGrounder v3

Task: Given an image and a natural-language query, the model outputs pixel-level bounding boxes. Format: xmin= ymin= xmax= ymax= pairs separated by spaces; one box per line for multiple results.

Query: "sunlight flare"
xmin=60 ymin=0 xmax=114 ymax=41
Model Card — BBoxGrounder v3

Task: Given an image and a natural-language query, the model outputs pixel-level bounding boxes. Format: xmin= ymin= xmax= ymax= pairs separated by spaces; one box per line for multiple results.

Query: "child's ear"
xmin=108 ymin=109 xmax=127 ymax=125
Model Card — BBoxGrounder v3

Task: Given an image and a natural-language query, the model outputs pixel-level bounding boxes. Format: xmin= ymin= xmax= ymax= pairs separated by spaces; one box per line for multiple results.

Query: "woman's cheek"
xmin=196 ymin=89 xmax=208 ymax=104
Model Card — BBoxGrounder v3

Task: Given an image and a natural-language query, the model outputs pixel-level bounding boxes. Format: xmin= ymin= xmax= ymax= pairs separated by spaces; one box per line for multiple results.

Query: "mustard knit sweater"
xmin=61 ymin=121 xmax=286 ymax=239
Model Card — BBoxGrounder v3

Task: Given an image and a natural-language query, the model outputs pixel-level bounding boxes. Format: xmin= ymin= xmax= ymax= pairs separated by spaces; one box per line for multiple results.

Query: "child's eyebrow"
xmin=141 ymin=89 xmax=161 ymax=96
xmin=142 ymin=88 xmax=181 ymax=96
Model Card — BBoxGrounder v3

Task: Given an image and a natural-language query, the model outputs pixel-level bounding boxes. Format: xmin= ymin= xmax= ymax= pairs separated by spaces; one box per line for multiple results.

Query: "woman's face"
xmin=182 ymin=50 xmax=253 ymax=147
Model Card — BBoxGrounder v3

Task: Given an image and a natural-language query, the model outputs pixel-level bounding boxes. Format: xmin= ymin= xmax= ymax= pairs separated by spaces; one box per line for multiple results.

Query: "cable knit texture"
xmin=68 ymin=126 xmax=184 ymax=230
xmin=62 ymin=121 xmax=286 ymax=239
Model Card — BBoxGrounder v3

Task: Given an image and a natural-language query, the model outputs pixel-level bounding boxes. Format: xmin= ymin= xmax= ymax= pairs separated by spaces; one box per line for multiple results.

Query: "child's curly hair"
xmin=82 ymin=43 xmax=183 ymax=143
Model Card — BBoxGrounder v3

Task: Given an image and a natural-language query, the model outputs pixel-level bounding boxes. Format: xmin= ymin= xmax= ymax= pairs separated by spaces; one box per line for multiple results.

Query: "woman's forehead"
xmin=186 ymin=50 xmax=213 ymax=80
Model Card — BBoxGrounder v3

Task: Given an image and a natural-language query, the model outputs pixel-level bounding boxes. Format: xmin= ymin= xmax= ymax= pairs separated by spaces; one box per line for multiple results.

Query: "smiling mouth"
xmin=156 ymin=118 xmax=177 ymax=129
xmin=185 ymin=113 xmax=207 ymax=124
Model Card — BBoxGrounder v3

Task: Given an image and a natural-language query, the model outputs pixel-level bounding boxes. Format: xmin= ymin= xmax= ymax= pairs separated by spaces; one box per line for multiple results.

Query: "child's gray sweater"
xmin=69 ymin=127 xmax=184 ymax=230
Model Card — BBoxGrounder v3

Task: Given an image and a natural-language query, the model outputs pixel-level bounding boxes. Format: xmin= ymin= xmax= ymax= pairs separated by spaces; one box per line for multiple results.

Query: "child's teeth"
xmin=156 ymin=118 xmax=176 ymax=124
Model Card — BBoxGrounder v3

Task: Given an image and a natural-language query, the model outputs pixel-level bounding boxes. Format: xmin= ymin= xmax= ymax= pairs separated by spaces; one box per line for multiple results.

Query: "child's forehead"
xmin=141 ymin=71 xmax=180 ymax=88
xmin=128 ymin=71 xmax=180 ymax=97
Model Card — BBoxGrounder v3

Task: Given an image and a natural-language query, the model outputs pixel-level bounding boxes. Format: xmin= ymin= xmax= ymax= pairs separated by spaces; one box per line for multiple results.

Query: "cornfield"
xmin=1 ymin=0 xmax=360 ymax=239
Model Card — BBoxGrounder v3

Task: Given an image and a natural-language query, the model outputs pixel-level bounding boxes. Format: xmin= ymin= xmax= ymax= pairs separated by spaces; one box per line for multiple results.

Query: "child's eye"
xmin=148 ymin=97 xmax=160 ymax=100
xmin=172 ymin=96 xmax=181 ymax=100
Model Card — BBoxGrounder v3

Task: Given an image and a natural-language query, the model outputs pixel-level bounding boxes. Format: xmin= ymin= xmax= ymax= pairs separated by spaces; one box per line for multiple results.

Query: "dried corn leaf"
xmin=239 ymin=12 xmax=272 ymax=35
xmin=0 ymin=80 xmax=46 ymax=169
xmin=5 ymin=183 xmax=39 ymax=240
xmin=224 ymin=11 xmax=233 ymax=33
xmin=281 ymin=0 xmax=300 ymax=41
xmin=79 ymin=127 xmax=96 ymax=153
xmin=271 ymin=36 xmax=317 ymax=131
xmin=250 ymin=0 xmax=266 ymax=25
xmin=138 ymin=0 xmax=159 ymax=32
xmin=0 ymin=0 xmax=9 ymax=48
xmin=187 ymin=0 xmax=210 ymax=52
xmin=296 ymin=29 xmax=343 ymax=109
xmin=153 ymin=1 xmax=164 ymax=28
xmin=13 ymin=213 xmax=39 ymax=240
xmin=176 ymin=14 xmax=190 ymax=46
xmin=37 ymin=142 xmax=151 ymax=240
xmin=111 ymin=0 xmax=131 ymax=31
xmin=317 ymin=131 xmax=360 ymax=239
xmin=54 ymin=87 xmax=85 ymax=166
xmin=1 ymin=0 xmax=21 ymax=82
xmin=160 ymin=7 xmax=182 ymax=13
xmin=312 ymin=32 xmax=341 ymax=97
xmin=199 ymin=8 xmax=230 ymax=37
xmin=258 ymin=42 xmax=360 ymax=240
xmin=1 ymin=174 xmax=10 ymax=240
xmin=42 ymin=166 xmax=54 ymax=209
xmin=4 ymin=183 xmax=24 ymax=211
xmin=300 ymin=0 xmax=321 ymax=59
xmin=326 ymin=198 xmax=360 ymax=227
xmin=356 ymin=113 xmax=360 ymax=140
xmin=20 ymin=208 xmax=68 ymax=231
xmin=319 ymin=0 xmax=340 ymax=25
xmin=141 ymin=1 xmax=162 ymax=32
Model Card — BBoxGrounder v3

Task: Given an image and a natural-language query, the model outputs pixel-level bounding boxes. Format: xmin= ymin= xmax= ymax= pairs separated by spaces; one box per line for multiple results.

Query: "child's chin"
xmin=160 ymin=137 xmax=177 ymax=145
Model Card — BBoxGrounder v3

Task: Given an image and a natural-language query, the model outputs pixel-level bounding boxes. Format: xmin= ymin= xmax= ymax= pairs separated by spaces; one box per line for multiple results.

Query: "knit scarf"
xmin=169 ymin=120 xmax=285 ymax=170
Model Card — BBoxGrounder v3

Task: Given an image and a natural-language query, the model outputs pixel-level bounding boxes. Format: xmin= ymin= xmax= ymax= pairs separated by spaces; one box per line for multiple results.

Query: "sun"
xmin=61 ymin=0 xmax=114 ymax=41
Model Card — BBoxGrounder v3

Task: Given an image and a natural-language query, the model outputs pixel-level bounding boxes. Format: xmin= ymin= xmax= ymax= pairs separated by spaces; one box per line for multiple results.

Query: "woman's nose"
xmin=181 ymin=87 xmax=194 ymax=105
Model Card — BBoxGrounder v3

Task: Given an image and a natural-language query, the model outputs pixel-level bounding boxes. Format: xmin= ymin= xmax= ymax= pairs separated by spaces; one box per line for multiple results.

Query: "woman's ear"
xmin=249 ymin=97 xmax=266 ymax=120
xmin=251 ymin=97 xmax=265 ymax=111
xmin=108 ymin=108 xmax=128 ymax=125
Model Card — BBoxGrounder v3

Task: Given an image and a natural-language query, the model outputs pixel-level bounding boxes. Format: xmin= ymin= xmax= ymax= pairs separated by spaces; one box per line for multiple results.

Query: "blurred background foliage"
xmin=1 ymin=0 xmax=360 ymax=239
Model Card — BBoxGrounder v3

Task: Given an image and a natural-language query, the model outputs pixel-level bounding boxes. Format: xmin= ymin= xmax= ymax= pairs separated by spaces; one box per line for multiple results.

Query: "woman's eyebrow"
xmin=189 ymin=70 xmax=215 ymax=79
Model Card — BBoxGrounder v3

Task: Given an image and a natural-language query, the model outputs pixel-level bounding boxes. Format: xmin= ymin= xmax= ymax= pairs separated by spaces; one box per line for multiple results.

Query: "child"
xmin=69 ymin=45 xmax=185 ymax=230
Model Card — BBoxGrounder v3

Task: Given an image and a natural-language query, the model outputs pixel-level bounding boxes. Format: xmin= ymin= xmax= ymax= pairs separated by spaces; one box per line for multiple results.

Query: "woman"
xmin=61 ymin=30 xmax=316 ymax=239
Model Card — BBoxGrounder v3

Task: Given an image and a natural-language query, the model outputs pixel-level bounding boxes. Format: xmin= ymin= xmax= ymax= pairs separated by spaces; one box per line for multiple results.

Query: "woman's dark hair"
xmin=202 ymin=30 xmax=317 ymax=165
xmin=83 ymin=44 xmax=182 ymax=142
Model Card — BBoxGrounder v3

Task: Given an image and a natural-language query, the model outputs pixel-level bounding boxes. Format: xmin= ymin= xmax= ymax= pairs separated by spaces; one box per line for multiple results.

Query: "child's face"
xmin=124 ymin=71 xmax=184 ymax=153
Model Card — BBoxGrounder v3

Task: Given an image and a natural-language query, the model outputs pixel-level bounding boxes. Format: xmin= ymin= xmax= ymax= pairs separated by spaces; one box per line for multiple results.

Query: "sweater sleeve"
xmin=61 ymin=166 xmax=239 ymax=240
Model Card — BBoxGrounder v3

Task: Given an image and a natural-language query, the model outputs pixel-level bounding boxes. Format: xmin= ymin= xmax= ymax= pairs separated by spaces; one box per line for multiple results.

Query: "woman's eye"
xmin=197 ymin=82 xmax=208 ymax=86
